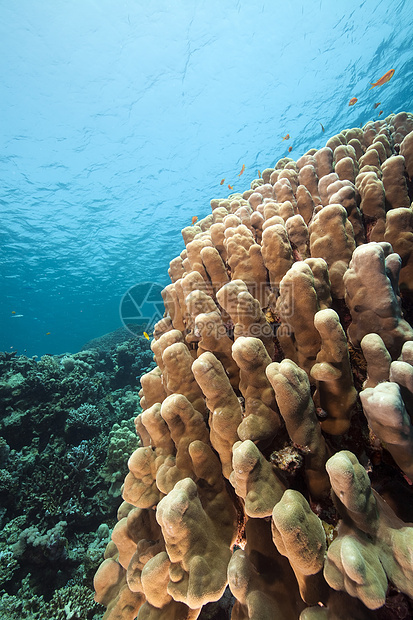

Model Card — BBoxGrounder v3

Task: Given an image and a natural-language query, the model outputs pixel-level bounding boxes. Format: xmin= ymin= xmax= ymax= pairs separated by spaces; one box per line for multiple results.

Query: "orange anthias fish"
xmin=192 ymin=216 xmax=198 ymax=225
xmin=288 ymin=146 xmax=292 ymax=153
xmin=282 ymin=134 xmax=290 ymax=141
xmin=369 ymin=69 xmax=395 ymax=89
xmin=220 ymin=178 xmax=225 ymax=185
xmin=258 ymin=170 xmax=261 ymax=178
xmin=349 ymin=97 xmax=358 ymax=106
xmin=228 ymin=184 xmax=233 ymax=190
xmin=374 ymin=102 xmax=381 ymax=109
xmin=378 ymin=110 xmax=383 ymax=116
xmin=237 ymin=164 xmax=245 ymax=177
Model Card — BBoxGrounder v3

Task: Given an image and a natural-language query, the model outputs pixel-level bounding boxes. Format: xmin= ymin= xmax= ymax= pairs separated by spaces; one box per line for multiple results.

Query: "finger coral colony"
xmin=92 ymin=110 xmax=413 ymax=619
xmin=24 ymin=112 xmax=394 ymax=620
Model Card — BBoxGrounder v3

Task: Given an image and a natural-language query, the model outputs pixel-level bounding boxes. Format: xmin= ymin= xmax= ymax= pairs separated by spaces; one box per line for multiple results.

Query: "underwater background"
xmin=1 ymin=2 xmax=413 ymax=619
xmin=1 ymin=0 xmax=413 ymax=358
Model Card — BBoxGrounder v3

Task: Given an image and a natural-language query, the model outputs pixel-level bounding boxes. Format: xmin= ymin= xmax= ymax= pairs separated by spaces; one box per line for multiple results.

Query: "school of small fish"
xmin=347 ymin=70 xmax=394 ymax=114
xmin=216 ymin=69 xmax=395 ymax=193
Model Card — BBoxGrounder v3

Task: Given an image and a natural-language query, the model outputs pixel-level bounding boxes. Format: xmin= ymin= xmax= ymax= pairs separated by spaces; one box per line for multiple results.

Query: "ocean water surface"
xmin=1 ymin=0 xmax=412 ymax=357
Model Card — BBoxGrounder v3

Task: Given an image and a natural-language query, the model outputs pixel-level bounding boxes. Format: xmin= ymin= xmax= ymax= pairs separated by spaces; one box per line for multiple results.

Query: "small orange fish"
xmin=369 ymin=69 xmax=395 ymax=89
xmin=258 ymin=170 xmax=261 ymax=178
xmin=378 ymin=110 xmax=383 ymax=116
xmin=228 ymin=184 xmax=233 ymax=190
xmin=191 ymin=216 xmax=198 ymax=225
xmin=349 ymin=97 xmax=358 ymax=106
xmin=282 ymin=134 xmax=290 ymax=141
xmin=237 ymin=164 xmax=245 ymax=177
xmin=220 ymin=178 xmax=225 ymax=185
xmin=46 ymin=332 xmax=51 ymax=335
xmin=288 ymin=146 xmax=292 ymax=153
xmin=143 ymin=331 xmax=150 ymax=340
xmin=374 ymin=102 xmax=381 ymax=109
xmin=11 ymin=310 xmax=16 ymax=314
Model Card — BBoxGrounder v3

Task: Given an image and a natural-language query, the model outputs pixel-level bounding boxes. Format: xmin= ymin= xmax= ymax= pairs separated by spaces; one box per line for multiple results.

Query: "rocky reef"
xmin=93 ymin=112 xmax=413 ymax=619
xmin=0 ymin=331 xmax=155 ymax=618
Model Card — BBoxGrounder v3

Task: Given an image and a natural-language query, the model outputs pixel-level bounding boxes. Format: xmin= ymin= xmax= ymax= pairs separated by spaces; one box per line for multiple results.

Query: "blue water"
xmin=1 ymin=0 xmax=412 ymax=357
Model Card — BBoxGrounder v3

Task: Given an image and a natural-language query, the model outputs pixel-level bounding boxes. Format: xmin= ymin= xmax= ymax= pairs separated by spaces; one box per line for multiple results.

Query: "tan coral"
xmin=273 ymin=177 xmax=297 ymax=206
xmin=360 ymin=333 xmax=392 ymax=389
xmin=209 ymin=222 xmax=227 ymax=262
xmin=228 ymin=518 xmax=305 ymax=619
xmin=343 ymin=242 xmax=413 ymax=358
xmin=192 ymin=351 xmax=242 ymax=478
xmin=151 ymin=329 xmax=185 ymax=373
xmin=155 ymin=478 xmax=233 ymax=609
xmin=230 ymin=440 xmax=285 ymax=518
xmin=124 ymin=508 xmax=164 ymax=594
xmin=200 ymin=246 xmax=229 ymax=295
xmin=314 ymin=147 xmax=334 ymax=179
xmin=360 ymin=381 xmax=413 ymax=480
xmin=224 ymin=224 xmax=269 ymax=306
xmin=194 ymin=309 xmax=239 ymax=389
xmin=358 ymin=147 xmax=382 ymax=173
xmin=161 ymin=342 xmax=206 ymax=414
xmin=400 ymin=129 xmax=413 ymax=179
xmin=184 ymin=232 xmax=214 ymax=281
xmin=304 ymin=258 xmax=332 ymax=310
xmin=272 ymin=490 xmax=328 ymax=605
xmin=309 ymin=204 xmax=356 ymax=299
xmin=335 ymin=156 xmax=357 ymax=184
xmin=266 ymin=359 xmax=330 ymax=499
xmin=355 ymin=171 xmax=386 ymax=241
xmin=390 ymin=112 xmax=413 ymax=146
xmin=381 ymin=155 xmax=411 ymax=208
xmin=261 ymin=223 xmax=294 ymax=289
xmin=94 ymin=557 xmax=145 ymax=619
xmin=168 ymin=256 xmax=185 ymax=282
xmin=296 ymin=184 xmax=316 ymax=225
xmin=318 ymin=172 xmax=338 ymax=207
xmin=311 ymin=309 xmax=357 ymax=436
xmin=286 ymin=214 xmax=310 ymax=258
xmin=139 ymin=366 xmax=166 ymax=411
xmin=155 ymin=394 xmax=210 ymax=494
xmin=161 ymin=284 xmax=186 ymax=332
xmin=324 ymin=450 xmax=413 ymax=609
xmin=298 ymin=165 xmax=320 ymax=204
xmin=327 ymin=180 xmax=364 ymax=245
xmin=384 ymin=206 xmax=413 ymax=297
xmin=232 ymin=336 xmax=281 ymax=443
xmin=123 ymin=403 xmax=174 ymax=509
xmin=275 ymin=261 xmax=322 ymax=377
xmin=95 ymin=112 xmax=413 ymax=619
xmin=217 ymin=280 xmax=274 ymax=357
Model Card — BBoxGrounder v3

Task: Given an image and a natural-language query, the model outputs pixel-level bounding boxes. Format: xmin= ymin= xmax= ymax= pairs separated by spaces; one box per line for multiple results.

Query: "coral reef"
xmin=94 ymin=112 xmax=413 ymax=619
xmin=0 ymin=334 xmax=155 ymax=617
